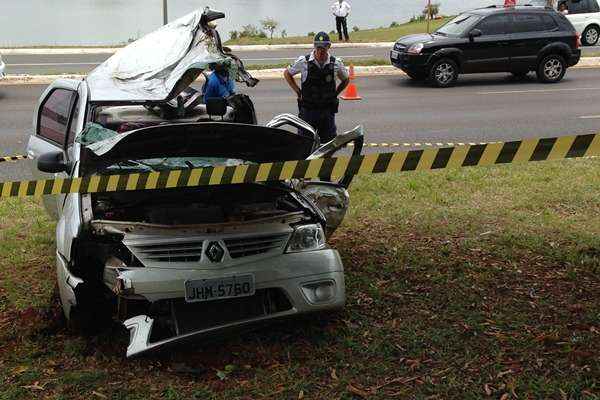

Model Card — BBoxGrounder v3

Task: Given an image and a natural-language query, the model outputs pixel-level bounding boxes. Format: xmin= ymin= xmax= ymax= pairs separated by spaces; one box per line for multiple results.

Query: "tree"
xmin=422 ymin=3 xmax=440 ymax=20
xmin=260 ymin=17 xmax=279 ymax=40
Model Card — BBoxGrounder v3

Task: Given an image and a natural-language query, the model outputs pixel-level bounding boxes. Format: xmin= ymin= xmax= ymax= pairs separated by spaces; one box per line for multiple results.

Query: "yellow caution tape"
xmin=0 ymin=133 xmax=598 ymax=199
xmin=0 ymin=155 xmax=29 ymax=163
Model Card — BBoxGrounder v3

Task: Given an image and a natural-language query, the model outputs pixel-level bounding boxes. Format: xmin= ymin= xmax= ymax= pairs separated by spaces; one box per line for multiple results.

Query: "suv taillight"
xmin=576 ymin=33 xmax=582 ymax=49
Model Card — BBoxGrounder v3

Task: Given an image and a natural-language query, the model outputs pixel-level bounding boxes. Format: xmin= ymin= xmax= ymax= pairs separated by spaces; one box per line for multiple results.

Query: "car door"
xmin=26 ymin=79 xmax=79 ymax=219
xmin=509 ymin=13 xmax=562 ymax=72
xmin=460 ymin=14 xmax=511 ymax=73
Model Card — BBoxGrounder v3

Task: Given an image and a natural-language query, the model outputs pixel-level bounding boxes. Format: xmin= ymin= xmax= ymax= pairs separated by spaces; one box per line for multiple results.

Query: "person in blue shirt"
xmin=203 ymin=63 xmax=236 ymax=103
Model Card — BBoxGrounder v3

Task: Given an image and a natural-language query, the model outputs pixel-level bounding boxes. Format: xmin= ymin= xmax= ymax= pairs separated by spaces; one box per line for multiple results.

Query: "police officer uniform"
xmin=287 ymin=32 xmax=349 ymax=143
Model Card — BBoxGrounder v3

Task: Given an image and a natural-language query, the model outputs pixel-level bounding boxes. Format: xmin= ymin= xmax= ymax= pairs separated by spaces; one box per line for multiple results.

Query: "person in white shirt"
xmin=331 ymin=0 xmax=351 ymax=42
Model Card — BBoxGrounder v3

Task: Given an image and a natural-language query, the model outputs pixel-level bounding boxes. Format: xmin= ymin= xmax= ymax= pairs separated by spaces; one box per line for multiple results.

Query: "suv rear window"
xmin=512 ymin=13 xmax=558 ymax=33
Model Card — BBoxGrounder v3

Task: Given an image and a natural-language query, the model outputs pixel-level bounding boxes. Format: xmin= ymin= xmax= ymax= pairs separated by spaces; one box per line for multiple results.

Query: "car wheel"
xmin=429 ymin=59 xmax=458 ymax=88
xmin=537 ymin=54 xmax=567 ymax=83
xmin=406 ymin=71 xmax=426 ymax=81
xmin=583 ymin=25 xmax=600 ymax=46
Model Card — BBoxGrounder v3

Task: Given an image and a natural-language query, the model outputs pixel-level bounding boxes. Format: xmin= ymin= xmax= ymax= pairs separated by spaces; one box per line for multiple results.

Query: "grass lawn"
xmin=225 ymin=18 xmax=453 ymax=46
xmin=1 ymin=158 xmax=599 ymax=399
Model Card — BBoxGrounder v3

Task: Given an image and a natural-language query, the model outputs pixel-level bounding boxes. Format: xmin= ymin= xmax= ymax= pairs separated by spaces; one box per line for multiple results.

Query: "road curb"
xmin=2 ymin=58 xmax=600 ymax=86
xmin=0 ymin=42 xmax=396 ymax=55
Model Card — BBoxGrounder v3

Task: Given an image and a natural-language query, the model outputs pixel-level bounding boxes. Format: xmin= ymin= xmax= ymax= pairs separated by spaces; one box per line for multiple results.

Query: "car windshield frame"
xmin=434 ymin=13 xmax=483 ymax=37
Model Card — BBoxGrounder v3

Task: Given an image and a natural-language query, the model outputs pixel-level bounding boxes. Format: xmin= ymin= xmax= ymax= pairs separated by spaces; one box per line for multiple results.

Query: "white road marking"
xmin=578 ymin=115 xmax=600 ymax=119
xmin=244 ymin=54 xmax=374 ymax=62
xmin=478 ymin=87 xmax=600 ymax=95
xmin=8 ymin=62 xmax=101 ymax=67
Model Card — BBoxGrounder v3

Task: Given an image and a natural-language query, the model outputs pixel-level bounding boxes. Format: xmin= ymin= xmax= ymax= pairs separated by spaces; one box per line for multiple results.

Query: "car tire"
xmin=429 ymin=58 xmax=459 ymax=88
xmin=583 ymin=25 xmax=600 ymax=46
xmin=536 ymin=54 xmax=567 ymax=84
xmin=406 ymin=71 xmax=427 ymax=81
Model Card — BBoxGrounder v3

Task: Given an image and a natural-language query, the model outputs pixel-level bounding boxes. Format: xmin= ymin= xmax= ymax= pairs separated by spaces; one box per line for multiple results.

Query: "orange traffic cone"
xmin=341 ymin=64 xmax=362 ymax=101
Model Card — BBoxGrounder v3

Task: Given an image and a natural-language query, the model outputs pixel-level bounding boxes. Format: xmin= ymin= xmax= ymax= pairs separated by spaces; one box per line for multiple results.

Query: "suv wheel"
xmin=537 ymin=54 xmax=566 ymax=84
xmin=583 ymin=25 xmax=600 ymax=46
xmin=429 ymin=59 xmax=458 ymax=88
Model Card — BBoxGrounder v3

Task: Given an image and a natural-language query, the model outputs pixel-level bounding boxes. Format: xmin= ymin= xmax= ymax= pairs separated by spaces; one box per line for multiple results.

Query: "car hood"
xmin=396 ymin=33 xmax=435 ymax=46
xmin=87 ymin=8 xmax=258 ymax=103
xmin=80 ymin=122 xmax=318 ymax=173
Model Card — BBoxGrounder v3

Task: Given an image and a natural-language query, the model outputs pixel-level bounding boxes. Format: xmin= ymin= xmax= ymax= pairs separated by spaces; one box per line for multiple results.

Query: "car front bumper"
xmin=390 ymin=50 xmax=430 ymax=73
xmin=119 ymin=249 xmax=346 ymax=357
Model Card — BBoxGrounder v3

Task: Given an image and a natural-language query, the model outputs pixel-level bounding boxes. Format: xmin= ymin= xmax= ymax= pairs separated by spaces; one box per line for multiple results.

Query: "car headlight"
xmin=285 ymin=224 xmax=326 ymax=253
xmin=407 ymin=43 xmax=424 ymax=54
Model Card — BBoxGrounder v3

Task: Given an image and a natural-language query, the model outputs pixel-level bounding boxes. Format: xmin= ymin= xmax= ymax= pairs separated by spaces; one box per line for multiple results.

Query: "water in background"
xmin=0 ymin=0 xmax=546 ymax=47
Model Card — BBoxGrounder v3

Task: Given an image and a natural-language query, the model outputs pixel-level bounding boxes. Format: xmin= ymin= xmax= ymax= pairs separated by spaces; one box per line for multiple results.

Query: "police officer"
xmin=284 ymin=32 xmax=350 ymax=144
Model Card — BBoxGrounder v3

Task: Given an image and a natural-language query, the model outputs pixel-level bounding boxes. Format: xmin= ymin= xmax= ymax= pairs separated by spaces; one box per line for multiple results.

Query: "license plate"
xmin=184 ymin=275 xmax=255 ymax=303
xmin=391 ymin=50 xmax=399 ymax=59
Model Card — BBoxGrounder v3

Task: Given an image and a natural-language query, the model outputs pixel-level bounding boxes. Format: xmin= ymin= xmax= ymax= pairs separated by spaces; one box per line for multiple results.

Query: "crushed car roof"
xmin=86 ymin=8 xmax=257 ymax=103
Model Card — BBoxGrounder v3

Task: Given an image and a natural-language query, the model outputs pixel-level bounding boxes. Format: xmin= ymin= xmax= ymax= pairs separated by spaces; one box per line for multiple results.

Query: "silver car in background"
xmin=0 ymin=54 xmax=6 ymax=78
xmin=26 ymin=9 xmax=364 ymax=357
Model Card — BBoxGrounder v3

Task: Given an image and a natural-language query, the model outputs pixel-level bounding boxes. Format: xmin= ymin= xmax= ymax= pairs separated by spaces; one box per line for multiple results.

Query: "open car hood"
xmin=80 ymin=122 xmax=318 ymax=173
xmin=86 ymin=8 xmax=258 ymax=103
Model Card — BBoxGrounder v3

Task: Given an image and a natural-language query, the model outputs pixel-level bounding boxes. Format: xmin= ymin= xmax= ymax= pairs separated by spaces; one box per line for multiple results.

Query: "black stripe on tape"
xmin=567 ymin=134 xmax=594 ymax=158
xmin=530 ymin=138 xmax=557 ymax=162
xmin=97 ymin=176 xmax=109 ymax=193
xmin=199 ymin=167 xmax=213 ymax=186
xmin=268 ymin=162 xmax=284 ymax=182
xmin=26 ymin=181 xmax=37 ymax=196
xmin=136 ymin=173 xmax=150 ymax=191
xmin=431 ymin=147 xmax=454 ymax=169
xmin=496 ymin=141 xmax=521 ymax=164
xmin=117 ymin=174 xmax=129 ymax=191
xmin=292 ymin=160 xmax=310 ymax=179
xmin=10 ymin=182 xmax=19 ymax=197
xmin=156 ymin=171 xmax=170 ymax=189
xmin=221 ymin=166 xmax=236 ymax=185
xmin=318 ymin=158 xmax=337 ymax=181
xmin=80 ymin=176 xmax=91 ymax=194
xmin=43 ymin=180 xmax=54 ymax=195
xmin=60 ymin=179 xmax=71 ymax=194
xmin=462 ymin=144 xmax=486 ymax=167
xmin=177 ymin=169 xmax=191 ymax=187
xmin=373 ymin=153 xmax=393 ymax=173
xmin=244 ymin=164 xmax=259 ymax=183
xmin=345 ymin=155 xmax=365 ymax=177
xmin=402 ymin=150 xmax=423 ymax=171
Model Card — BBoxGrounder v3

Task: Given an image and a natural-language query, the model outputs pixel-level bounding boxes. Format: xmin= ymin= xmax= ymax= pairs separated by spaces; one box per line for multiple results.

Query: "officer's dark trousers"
xmin=299 ymin=107 xmax=337 ymax=144
xmin=336 ymin=17 xmax=349 ymax=41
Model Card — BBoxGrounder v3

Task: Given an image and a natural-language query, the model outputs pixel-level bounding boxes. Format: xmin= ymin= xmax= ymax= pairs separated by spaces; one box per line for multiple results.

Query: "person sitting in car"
xmin=203 ymin=63 xmax=236 ymax=103
xmin=559 ymin=2 xmax=569 ymax=14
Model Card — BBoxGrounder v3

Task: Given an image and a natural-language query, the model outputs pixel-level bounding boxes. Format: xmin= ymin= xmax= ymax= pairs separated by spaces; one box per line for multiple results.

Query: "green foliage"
xmin=423 ymin=2 xmax=441 ymax=19
xmin=228 ymin=30 xmax=238 ymax=40
xmin=352 ymin=25 xmax=360 ymax=32
xmin=260 ymin=17 xmax=280 ymax=40
xmin=307 ymin=31 xmax=316 ymax=37
xmin=390 ymin=21 xmax=400 ymax=28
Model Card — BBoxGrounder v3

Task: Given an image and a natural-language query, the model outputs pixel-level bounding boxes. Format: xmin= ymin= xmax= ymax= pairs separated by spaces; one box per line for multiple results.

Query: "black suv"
xmin=391 ymin=6 xmax=581 ymax=87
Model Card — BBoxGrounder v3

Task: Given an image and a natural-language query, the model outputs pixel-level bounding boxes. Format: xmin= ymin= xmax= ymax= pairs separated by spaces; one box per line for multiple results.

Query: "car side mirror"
xmin=38 ymin=151 xmax=69 ymax=173
xmin=469 ymin=29 xmax=482 ymax=41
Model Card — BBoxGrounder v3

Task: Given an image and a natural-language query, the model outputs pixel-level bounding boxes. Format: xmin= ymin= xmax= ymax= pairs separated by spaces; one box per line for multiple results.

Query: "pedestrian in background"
xmin=332 ymin=0 xmax=351 ymax=42
xmin=283 ymin=32 xmax=350 ymax=143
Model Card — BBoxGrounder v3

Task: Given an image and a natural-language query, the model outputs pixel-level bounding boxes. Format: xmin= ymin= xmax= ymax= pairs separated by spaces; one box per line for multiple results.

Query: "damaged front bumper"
xmin=118 ymin=250 xmax=345 ymax=357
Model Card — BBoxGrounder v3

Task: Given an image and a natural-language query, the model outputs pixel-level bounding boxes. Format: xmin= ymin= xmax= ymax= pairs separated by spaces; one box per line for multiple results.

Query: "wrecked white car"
xmin=0 ymin=54 xmax=5 ymax=78
xmin=27 ymin=9 xmax=364 ymax=357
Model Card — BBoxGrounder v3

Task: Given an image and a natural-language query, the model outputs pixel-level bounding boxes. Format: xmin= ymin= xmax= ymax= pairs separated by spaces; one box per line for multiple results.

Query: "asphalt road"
xmin=3 ymin=45 xmax=600 ymax=75
xmin=2 ymin=67 xmax=600 ymax=181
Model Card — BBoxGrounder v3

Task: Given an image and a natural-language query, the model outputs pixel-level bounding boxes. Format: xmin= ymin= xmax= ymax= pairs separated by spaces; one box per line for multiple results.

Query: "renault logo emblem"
xmin=205 ymin=242 xmax=225 ymax=263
